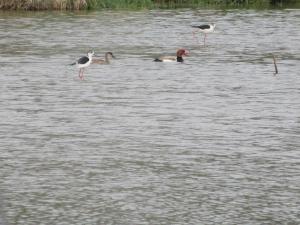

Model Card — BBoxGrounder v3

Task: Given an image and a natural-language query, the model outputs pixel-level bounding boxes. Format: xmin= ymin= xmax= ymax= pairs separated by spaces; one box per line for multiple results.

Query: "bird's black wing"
xmin=77 ymin=56 xmax=89 ymax=64
xmin=192 ymin=24 xmax=210 ymax=30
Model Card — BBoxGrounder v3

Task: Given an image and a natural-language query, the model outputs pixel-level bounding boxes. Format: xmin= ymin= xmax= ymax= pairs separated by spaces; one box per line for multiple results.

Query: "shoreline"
xmin=0 ymin=0 xmax=299 ymax=11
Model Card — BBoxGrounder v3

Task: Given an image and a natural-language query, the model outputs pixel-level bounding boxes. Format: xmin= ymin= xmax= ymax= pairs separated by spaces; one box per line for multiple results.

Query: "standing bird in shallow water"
xmin=154 ymin=49 xmax=189 ymax=62
xmin=71 ymin=51 xmax=94 ymax=80
xmin=192 ymin=24 xmax=215 ymax=46
xmin=92 ymin=52 xmax=116 ymax=64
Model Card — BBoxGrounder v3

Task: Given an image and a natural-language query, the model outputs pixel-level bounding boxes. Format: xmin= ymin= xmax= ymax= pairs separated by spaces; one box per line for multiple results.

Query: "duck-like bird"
xmin=92 ymin=52 xmax=116 ymax=65
xmin=192 ymin=24 xmax=216 ymax=46
xmin=154 ymin=49 xmax=189 ymax=62
xmin=71 ymin=51 xmax=94 ymax=80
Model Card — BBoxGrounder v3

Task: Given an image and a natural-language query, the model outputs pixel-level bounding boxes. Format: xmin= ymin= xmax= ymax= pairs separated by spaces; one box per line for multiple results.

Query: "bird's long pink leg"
xmin=193 ymin=31 xmax=199 ymax=44
xmin=192 ymin=30 xmax=200 ymax=44
xmin=79 ymin=69 xmax=82 ymax=79
xmin=80 ymin=69 xmax=84 ymax=80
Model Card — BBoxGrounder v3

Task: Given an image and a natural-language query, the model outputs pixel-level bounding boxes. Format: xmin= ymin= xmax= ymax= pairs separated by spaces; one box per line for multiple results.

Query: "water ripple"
xmin=0 ymin=9 xmax=300 ymax=225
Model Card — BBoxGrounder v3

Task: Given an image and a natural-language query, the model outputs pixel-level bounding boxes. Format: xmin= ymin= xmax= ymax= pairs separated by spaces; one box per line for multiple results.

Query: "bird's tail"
xmin=154 ymin=58 xmax=162 ymax=62
xmin=69 ymin=62 xmax=76 ymax=66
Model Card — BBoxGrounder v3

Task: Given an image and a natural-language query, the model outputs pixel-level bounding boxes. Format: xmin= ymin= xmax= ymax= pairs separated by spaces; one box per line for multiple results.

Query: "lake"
xmin=0 ymin=9 xmax=300 ymax=225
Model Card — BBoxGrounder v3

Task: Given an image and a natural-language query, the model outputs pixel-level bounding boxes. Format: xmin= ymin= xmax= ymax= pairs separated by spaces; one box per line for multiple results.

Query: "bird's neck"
xmin=177 ymin=56 xmax=183 ymax=62
xmin=105 ymin=54 xmax=110 ymax=63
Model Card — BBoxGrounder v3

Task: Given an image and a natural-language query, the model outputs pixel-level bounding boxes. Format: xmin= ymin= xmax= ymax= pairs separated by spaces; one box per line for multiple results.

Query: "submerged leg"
xmin=204 ymin=34 xmax=207 ymax=46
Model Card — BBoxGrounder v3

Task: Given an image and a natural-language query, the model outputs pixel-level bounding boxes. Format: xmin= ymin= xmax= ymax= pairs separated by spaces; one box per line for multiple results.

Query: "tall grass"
xmin=0 ymin=0 xmax=87 ymax=10
xmin=0 ymin=0 xmax=299 ymax=10
xmin=85 ymin=0 xmax=153 ymax=10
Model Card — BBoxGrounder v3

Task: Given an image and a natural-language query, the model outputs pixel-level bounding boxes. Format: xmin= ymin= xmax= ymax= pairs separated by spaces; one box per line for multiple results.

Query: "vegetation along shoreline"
xmin=0 ymin=0 xmax=299 ymax=10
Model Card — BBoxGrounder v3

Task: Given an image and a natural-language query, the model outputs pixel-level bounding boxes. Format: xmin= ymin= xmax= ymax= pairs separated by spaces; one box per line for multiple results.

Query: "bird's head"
xmin=177 ymin=49 xmax=189 ymax=57
xmin=87 ymin=51 xmax=95 ymax=57
xmin=106 ymin=52 xmax=116 ymax=59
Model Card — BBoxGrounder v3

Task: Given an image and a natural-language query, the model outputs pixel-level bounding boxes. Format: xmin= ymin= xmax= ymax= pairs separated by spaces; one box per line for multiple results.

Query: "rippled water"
xmin=0 ymin=9 xmax=300 ymax=225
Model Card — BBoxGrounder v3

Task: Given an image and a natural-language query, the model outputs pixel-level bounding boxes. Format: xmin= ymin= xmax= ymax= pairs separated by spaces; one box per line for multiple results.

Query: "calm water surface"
xmin=0 ymin=9 xmax=300 ymax=225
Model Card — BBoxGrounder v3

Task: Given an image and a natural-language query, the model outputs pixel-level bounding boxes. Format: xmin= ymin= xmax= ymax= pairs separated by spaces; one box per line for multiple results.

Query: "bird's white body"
xmin=74 ymin=51 xmax=94 ymax=80
xmin=77 ymin=52 xmax=94 ymax=68
xmin=161 ymin=59 xmax=175 ymax=62
xmin=199 ymin=24 xmax=215 ymax=34
xmin=159 ymin=56 xmax=177 ymax=62
xmin=77 ymin=60 xmax=91 ymax=68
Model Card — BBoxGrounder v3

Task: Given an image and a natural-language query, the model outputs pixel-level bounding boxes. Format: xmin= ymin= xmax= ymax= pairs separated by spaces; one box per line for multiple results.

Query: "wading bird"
xmin=192 ymin=24 xmax=216 ymax=46
xmin=71 ymin=51 xmax=94 ymax=80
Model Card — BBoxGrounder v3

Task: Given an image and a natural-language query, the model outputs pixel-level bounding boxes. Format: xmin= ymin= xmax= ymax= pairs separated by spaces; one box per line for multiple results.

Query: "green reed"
xmin=0 ymin=0 xmax=87 ymax=10
xmin=0 ymin=0 xmax=299 ymax=10
xmin=86 ymin=0 xmax=153 ymax=10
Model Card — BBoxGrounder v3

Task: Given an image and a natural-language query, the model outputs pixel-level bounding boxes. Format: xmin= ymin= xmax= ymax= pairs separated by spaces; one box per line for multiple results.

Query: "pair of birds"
xmin=155 ymin=23 xmax=216 ymax=62
xmin=72 ymin=49 xmax=188 ymax=80
xmin=71 ymin=24 xmax=215 ymax=80
xmin=71 ymin=51 xmax=115 ymax=80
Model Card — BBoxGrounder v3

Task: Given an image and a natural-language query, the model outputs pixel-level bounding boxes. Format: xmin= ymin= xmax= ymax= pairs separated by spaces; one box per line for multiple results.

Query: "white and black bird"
xmin=192 ymin=24 xmax=216 ymax=46
xmin=71 ymin=51 xmax=95 ymax=80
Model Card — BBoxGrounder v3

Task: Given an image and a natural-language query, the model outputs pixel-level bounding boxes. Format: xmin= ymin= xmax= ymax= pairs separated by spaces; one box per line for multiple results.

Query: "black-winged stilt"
xmin=92 ymin=52 xmax=116 ymax=64
xmin=154 ymin=49 xmax=189 ymax=62
xmin=192 ymin=24 xmax=216 ymax=46
xmin=71 ymin=51 xmax=94 ymax=80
